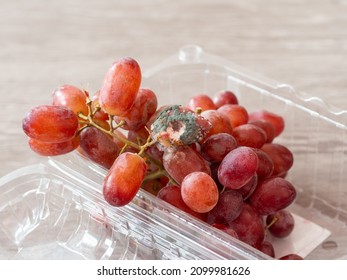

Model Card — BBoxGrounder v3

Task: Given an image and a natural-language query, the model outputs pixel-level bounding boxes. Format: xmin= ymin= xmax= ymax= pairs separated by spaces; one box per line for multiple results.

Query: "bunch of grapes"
xmin=22 ymin=57 xmax=302 ymax=260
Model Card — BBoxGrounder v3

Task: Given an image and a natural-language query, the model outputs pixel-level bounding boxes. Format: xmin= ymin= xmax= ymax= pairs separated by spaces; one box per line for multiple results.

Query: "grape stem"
xmin=265 ymin=216 xmax=278 ymax=230
xmin=77 ymin=97 xmax=176 ymax=184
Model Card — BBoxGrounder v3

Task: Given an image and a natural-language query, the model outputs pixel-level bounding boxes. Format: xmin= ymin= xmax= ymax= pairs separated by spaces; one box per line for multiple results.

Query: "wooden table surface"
xmin=0 ymin=0 xmax=347 ymax=260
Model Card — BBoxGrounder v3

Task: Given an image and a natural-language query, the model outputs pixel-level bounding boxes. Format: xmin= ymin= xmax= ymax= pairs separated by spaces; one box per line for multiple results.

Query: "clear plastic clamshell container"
xmin=1 ymin=45 xmax=347 ymax=260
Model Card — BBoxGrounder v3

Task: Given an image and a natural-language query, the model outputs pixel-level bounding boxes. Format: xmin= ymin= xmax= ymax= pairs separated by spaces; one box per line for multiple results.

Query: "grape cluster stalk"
xmin=22 ymin=56 xmax=303 ymax=260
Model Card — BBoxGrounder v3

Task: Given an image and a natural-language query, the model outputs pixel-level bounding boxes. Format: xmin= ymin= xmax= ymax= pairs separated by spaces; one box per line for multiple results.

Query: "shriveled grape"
xmin=163 ymin=145 xmax=211 ymax=184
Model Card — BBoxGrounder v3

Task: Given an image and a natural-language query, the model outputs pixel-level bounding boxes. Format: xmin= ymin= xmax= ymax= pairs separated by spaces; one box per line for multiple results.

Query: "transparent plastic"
xmin=1 ymin=45 xmax=346 ymax=259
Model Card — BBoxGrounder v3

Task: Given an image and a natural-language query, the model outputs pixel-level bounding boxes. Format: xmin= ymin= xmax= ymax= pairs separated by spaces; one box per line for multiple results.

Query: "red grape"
xmin=141 ymin=177 xmax=167 ymax=196
xmin=113 ymin=88 xmax=158 ymax=131
xmin=266 ymin=210 xmax=295 ymax=238
xmin=206 ymin=189 xmax=243 ymax=225
xmin=235 ymin=174 xmax=258 ymax=200
xmin=253 ymin=149 xmax=274 ymax=180
xmin=200 ymin=133 xmax=238 ymax=163
xmin=249 ymin=110 xmax=284 ymax=137
xmin=188 ymin=94 xmax=216 ymax=111
xmin=103 ymin=152 xmax=147 ymax=207
xmin=232 ymin=123 xmax=267 ymax=148
xmin=181 ymin=172 xmax=219 ymax=213
xmin=248 ymin=120 xmax=275 ymax=143
xmin=261 ymin=143 xmax=294 ymax=177
xmin=217 ymin=104 xmax=249 ymax=128
xmin=249 ymin=177 xmax=297 ymax=216
xmin=99 ymin=57 xmax=141 ymax=116
xmin=52 ymin=84 xmax=88 ymax=116
xmin=228 ymin=203 xmax=265 ymax=247
xmin=200 ymin=110 xmax=233 ymax=138
xmin=79 ymin=127 xmax=120 ymax=169
xmin=213 ymin=90 xmax=238 ymax=108
xmin=89 ymin=91 xmax=112 ymax=130
xmin=218 ymin=146 xmax=259 ymax=190
xmin=22 ymin=105 xmax=79 ymax=143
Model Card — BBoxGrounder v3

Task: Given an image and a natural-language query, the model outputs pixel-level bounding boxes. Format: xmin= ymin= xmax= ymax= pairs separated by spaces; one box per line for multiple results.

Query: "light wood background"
xmin=1 ymin=0 xmax=346 ymax=177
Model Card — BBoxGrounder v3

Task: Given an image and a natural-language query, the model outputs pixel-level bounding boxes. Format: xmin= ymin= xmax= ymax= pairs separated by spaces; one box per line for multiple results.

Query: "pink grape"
xmin=181 ymin=172 xmax=219 ymax=213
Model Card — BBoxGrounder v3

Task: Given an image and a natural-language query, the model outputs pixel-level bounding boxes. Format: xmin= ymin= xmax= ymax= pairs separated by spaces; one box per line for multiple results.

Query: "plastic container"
xmin=1 ymin=45 xmax=346 ymax=260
